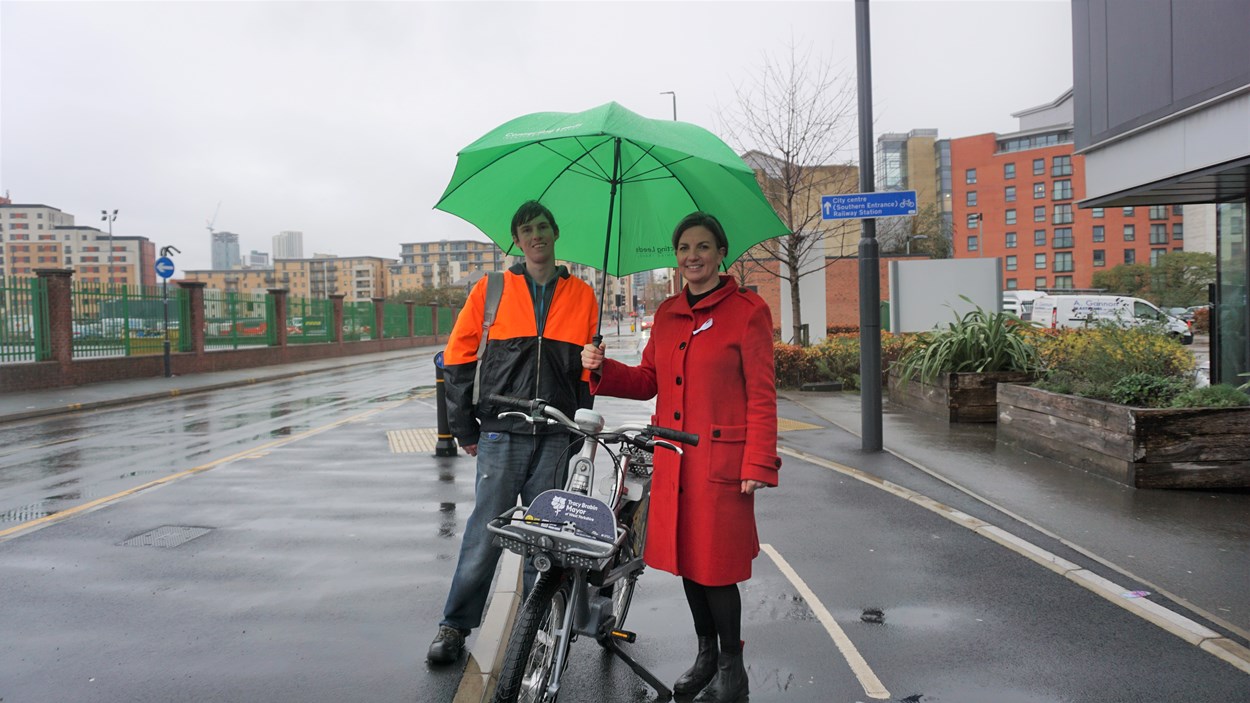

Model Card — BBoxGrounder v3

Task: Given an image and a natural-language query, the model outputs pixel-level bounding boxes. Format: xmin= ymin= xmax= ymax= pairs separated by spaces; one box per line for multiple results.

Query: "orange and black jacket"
xmin=442 ymin=264 xmax=599 ymax=446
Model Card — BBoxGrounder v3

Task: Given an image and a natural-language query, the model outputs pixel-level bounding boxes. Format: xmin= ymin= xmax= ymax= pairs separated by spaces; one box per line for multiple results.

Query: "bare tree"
xmin=720 ymin=43 xmax=860 ymax=344
xmin=877 ymin=202 xmax=952 ymax=258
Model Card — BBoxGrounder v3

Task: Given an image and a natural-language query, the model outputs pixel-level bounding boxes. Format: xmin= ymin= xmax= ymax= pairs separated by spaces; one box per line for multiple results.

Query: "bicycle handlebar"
xmin=486 ymin=394 xmax=699 ymax=447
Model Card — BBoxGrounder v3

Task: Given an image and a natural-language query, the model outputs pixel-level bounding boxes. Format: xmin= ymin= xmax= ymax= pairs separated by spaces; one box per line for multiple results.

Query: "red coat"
xmin=592 ymin=276 xmax=780 ymax=586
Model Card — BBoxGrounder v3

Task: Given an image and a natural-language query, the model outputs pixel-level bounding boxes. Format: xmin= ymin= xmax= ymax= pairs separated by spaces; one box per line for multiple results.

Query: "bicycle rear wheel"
xmin=493 ymin=569 xmax=573 ymax=703
xmin=602 ymin=491 xmax=648 ymax=637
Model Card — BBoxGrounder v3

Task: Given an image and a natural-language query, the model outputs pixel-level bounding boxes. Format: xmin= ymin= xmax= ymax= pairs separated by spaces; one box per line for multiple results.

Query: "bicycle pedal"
xmin=609 ymin=629 xmax=637 ymax=643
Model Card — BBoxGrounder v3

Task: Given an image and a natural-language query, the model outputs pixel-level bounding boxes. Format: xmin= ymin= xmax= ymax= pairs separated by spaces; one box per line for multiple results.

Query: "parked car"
xmin=1001 ymin=290 xmax=1047 ymax=321
xmin=1031 ymin=294 xmax=1193 ymax=344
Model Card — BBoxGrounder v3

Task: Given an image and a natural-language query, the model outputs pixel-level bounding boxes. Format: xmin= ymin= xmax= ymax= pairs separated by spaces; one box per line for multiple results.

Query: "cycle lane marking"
xmin=0 ymin=400 xmax=406 ymax=542
xmin=777 ymin=445 xmax=1250 ymax=677
xmin=760 ymin=543 xmax=891 ymax=700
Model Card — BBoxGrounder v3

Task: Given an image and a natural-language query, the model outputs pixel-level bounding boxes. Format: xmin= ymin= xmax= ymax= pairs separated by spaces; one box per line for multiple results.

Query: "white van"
xmin=1030 ymin=294 xmax=1193 ymax=344
xmin=1001 ymin=290 xmax=1047 ymax=321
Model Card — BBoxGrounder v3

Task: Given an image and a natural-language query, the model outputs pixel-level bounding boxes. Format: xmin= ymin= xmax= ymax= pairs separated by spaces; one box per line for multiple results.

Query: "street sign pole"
xmin=855 ymin=0 xmax=882 ymax=452
xmin=155 ymin=251 xmax=178 ymax=378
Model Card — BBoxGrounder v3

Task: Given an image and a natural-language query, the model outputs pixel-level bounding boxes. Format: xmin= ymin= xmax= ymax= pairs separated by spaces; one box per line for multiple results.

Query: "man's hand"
xmin=462 ymin=444 xmax=478 ymax=457
xmin=581 ymin=343 xmax=605 ymax=371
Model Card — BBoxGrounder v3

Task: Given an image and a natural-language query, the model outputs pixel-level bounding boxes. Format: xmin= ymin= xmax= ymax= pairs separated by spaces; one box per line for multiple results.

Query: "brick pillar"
xmin=176 ymin=280 xmax=207 ymax=354
xmin=268 ymin=289 xmax=289 ymax=347
xmin=372 ymin=297 xmax=386 ymax=341
xmin=35 ymin=268 xmax=73 ymax=364
xmin=330 ymin=294 xmax=345 ymax=344
xmin=404 ymin=301 xmax=416 ymax=337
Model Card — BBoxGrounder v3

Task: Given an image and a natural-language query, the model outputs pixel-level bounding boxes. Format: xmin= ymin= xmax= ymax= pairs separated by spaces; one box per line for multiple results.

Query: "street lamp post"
xmin=906 ymin=234 xmax=929 ymax=255
xmin=101 ymin=209 xmax=118 ymax=283
xmin=660 ymin=90 xmax=677 ymax=121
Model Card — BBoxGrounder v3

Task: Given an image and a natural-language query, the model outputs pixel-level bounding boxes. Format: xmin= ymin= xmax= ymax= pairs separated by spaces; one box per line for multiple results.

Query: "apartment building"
xmin=948 ymin=91 xmax=1184 ymax=291
xmin=389 ymin=239 xmax=512 ymax=292
xmin=210 ymin=231 xmax=241 ymax=270
xmin=184 ymin=255 xmax=395 ymax=302
xmin=0 ymin=203 xmax=155 ymax=286
xmin=272 ymin=230 xmax=304 ymax=259
xmin=876 ymin=129 xmax=951 ymax=253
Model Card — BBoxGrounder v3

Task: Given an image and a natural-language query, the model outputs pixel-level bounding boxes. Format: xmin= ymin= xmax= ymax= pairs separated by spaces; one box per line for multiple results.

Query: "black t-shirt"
xmin=686 ymin=278 xmax=728 ymax=308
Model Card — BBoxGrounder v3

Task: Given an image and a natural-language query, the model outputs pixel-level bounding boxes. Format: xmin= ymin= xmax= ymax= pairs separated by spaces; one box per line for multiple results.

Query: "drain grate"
xmin=120 ymin=525 xmax=213 ymax=548
xmin=778 ymin=417 xmax=823 ymax=432
xmin=387 ymin=428 xmax=439 ymax=453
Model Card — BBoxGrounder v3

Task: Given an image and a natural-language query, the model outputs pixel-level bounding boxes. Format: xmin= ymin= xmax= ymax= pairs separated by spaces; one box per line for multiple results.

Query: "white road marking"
xmin=760 ymin=543 xmax=891 ymax=700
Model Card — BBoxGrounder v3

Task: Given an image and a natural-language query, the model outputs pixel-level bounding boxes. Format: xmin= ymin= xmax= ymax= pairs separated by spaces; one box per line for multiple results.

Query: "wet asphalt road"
xmin=0 ymin=338 xmax=1248 ymax=701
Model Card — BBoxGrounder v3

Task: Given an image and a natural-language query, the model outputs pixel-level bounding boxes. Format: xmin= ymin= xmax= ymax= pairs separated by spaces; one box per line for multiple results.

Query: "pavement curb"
xmin=453 ymin=551 xmax=524 ymax=702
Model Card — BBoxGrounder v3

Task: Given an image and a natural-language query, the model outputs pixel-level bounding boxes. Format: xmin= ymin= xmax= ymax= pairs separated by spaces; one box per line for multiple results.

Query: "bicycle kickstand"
xmin=602 ymin=637 xmax=674 ymax=701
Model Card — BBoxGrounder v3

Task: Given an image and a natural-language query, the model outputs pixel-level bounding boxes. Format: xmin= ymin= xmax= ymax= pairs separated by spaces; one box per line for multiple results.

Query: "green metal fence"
xmin=438 ymin=305 xmax=458 ymax=335
xmin=0 ymin=277 xmax=49 ymax=363
xmin=204 ymin=290 xmax=270 ymax=351
xmin=382 ymin=302 xmax=409 ymax=339
xmin=287 ymin=296 xmax=334 ymax=344
xmin=343 ymin=301 xmax=375 ymax=342
xmin=69 ymin=281 xmax=183 ymax=359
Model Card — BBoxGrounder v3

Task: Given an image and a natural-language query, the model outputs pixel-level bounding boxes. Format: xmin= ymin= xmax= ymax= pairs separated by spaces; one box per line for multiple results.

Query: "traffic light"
xmin=615 ymin=294 xmax=624 ymax=307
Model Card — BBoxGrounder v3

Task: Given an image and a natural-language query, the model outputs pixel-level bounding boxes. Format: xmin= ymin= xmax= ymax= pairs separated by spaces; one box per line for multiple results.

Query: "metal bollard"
xmin=433 ymin=352 xmax=459 ymax=457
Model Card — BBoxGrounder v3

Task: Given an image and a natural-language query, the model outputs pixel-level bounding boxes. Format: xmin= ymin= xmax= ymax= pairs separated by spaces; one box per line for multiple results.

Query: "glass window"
xmin=967 ymin=191 xmax=978 ymax=206
xmin=1034 ymin=253 xmax=1047 ymax=269
xmin=1034 ymin=229 xmax=1046 ymax=246
xmin=1052 ymin=228 xmax=1074 ymax=248
xmin=1093 ymin=225 xmax=1105 ymax=242
xmin=967 ymin=236 xmax=979 ymax=251
xmin=1034 ymin=182 xmax=1045 ymax=198
xmin=1149 ymin=205 xmax=1168 ymax=220
xmin=1051 ymin=155 xmax=1072 ymax=176
xmin=1033 ymin=158 xmax=1045 ymax=176
xmin=1124 ymin=249 xmax=1136 ymax=264
xmin=1005 ymin=186 xmax=1016 ymax=202
xmin=1092 ymin=207 xmax=1105 ymax=218
xmin=1052 ymin=180 xmax=1072 ymax=200
xmin=1093 ymin=249 xmax=1106 ymax=267
xmin=1006 ymin=278 xmax=1018 ymax=290
xmin=1005 ymin=255 xmax=1017 ymax=271
xmin=967 ymin=213 xmax=980 ymax=229
xmin=1150 ymin=248 xmax=1166 ymax=265
xmin=1123 ymin=206 xmax=1135 ymax=216
xmin=1123 ymin=224 xmax=1136 ymax=241
xmin=965 ymin=168 xmax=977 ymax=184
xmin=1006 ymin=209 xmax=1017 ymax=225
xmin=1054 ymin=251 xmax=1074 ymax=272
xmin=1053 ymin=204 xmax=1073 ymax=225
xmin=1005 ymin=232 xmax=1017 ymax=248
xmin=1004 ymin=163 xmax=1016 ymax=179
xmin=1150 ymin=224 xmax=1168 ymax=244
xmin=1173 ymin=223 xmax=1183 ymax=240
xmin=1172 ymin=204 xmax=1184 ymax=216
xmin=1054 ymin=275 xmax=1074 ymax=289
xmin=1035 ymin=276 xmax=1048 ymax=288
xmin=1034 ymin=206 xmax=1046 ymax=222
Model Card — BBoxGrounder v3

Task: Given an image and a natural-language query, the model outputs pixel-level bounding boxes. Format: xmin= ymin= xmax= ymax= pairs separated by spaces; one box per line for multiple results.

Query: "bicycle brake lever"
xmin=649 ymin=439 xmax=683 ymax=455
xmin=498 ymin=410 xmax=534 ymax=423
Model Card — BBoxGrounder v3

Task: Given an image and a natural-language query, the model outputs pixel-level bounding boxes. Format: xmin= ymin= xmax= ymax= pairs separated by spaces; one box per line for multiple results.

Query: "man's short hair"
xmin=512 ymin=200 xmax=559 ymax=239
xmin=671 ymin=211 xmax=728 ymax=252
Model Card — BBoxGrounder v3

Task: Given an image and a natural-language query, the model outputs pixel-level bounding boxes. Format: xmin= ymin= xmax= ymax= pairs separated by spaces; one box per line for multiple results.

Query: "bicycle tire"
xmin=600 ymin=491 xmax=648 ymax=639
xmin=493 ymin=569 xmax=573 ymax=703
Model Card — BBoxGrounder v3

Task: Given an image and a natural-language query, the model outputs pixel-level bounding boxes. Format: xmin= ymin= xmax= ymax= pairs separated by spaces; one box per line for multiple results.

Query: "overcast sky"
xmin=1 ymin=0 xmax=1073 ymax=273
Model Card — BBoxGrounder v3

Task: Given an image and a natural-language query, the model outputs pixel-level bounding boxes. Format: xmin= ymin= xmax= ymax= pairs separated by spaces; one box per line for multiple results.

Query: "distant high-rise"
xmin=211 ymin=231 xmax=241 ymax=269
xmin=273 ymin=230 xmax=304 ymax=259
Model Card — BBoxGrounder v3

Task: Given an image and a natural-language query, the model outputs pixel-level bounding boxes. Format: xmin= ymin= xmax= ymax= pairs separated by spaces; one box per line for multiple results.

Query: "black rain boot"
xmin=673 ymin=635 xmax=719 ymax=695
xmin=694 ymin=647 xmax=749 ymax=703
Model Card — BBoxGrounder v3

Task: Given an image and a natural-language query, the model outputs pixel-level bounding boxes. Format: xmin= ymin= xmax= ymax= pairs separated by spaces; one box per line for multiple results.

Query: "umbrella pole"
xmin=593 ymin=138 xmax=622 ymax=347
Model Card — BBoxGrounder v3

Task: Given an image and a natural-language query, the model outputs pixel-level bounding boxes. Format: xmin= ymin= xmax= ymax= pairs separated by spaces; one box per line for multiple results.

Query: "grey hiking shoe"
xmin=427 ymin=625 xmax=468 ymax=664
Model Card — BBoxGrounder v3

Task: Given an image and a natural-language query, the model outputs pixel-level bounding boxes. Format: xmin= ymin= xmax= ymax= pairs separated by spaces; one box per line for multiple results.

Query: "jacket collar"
xmin=672 ymin=274 xmax=737 ymax=316
xmin=509 ymin=262 xmax=569 ymax=282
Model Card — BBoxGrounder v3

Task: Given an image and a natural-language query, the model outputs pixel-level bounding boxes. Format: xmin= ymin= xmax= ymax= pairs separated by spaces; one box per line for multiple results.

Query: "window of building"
xmin=1034 ymin=229 xmax=1046 ymax=246
xmin=1005 ymin=186 xmax=1016 ymax=202
xmin=1005 ymin=255 xmax=1017 ymax=271
xmin=1124 ymin=249 xmax=1136 ymax=264
xmin=1122 ymin=206 xmax=1135 ymax=217
xmin=1051 ymin=155 xmax=1072 ymax=176
xmin=1004 ymin=163 xmax=1016 ymax=179
xmin=1005 ymin=232 xmax=1017 ymax=248
xmin=1173 ymin=223 xmax=1183 ymax=240
xmin=1006 ymin=209 xmax=1017 ymax=225
xmin=1053 ymin=204 xmax=1073 ymax=224
xmin=1149 ymin=224 xmax=1168 ymax=244
xmin=1006 ymin=278 xmax=1018 ymax=290
xmin=1033 ymin=158 xmax=1045 ymax=176
xmin=966 ymin=213 xmax=980 ymax=229
xmin=1054 ymin=276 xmax=1074 ymax=289
xmin=966 ymin=191 xmax=978 ymax=206
xmin=1149 ymin=205 xmax=1168 ymax=220
xmin=1150 ymin=248 xmax=1167 ymax=265
xmin=1052 ymin=228 xmax=1074 ymax=248
xmin=1034 ymin=182 xmax=1045 ymax=199
xmin=1054 ymin=251 xmax=1074 ymax=272
xmin=1123 ymin=224 xmax=1136 ymax=241
xmin=1034 ymin=253 xmax=1047 ymax=269
xmin=1092 ymin=207 xmax=1104 ymax=218
xmin=1093 ymin=249 xmax=1106 ymax=267
xmin=1035 ymin=276 xmax=1048 ymax=288
xmin=1034 ymin=206 xmax=1046 ymax=222
xmin=1172 ymin=205 xmax=1184 ymax=216
xmin=965 ymin=168 xmax=977 ymax=184
xmin=1093 ymin=225 xmax=1105 ymax=242
xmin=967 ymin=236 xmax=979 ymax=251
xmin=1052 ymin=179 xmax=1072 ymax=200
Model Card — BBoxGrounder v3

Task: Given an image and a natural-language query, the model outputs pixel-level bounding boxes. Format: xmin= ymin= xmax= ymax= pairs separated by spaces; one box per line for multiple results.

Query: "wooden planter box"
xmin=887 ymin=370 xmax=1036 ymax=423
xmin=997 ymin=383 xmax=1250 ymax=489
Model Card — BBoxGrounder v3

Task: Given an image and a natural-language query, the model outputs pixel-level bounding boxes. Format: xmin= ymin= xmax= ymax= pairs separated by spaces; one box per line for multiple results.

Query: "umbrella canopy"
xmin=434 ymin=102 xmax=790 ymax=279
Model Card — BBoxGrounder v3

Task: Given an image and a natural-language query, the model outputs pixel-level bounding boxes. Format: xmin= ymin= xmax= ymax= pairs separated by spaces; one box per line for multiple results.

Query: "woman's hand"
xmin=741 ymin=479 xmax=767 ymax=495
xmin=581 ymin=342 xmax=605 ymax=371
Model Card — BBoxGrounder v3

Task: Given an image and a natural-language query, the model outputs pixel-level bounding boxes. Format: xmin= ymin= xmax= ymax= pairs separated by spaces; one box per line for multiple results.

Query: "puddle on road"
xmin=438 ymin=502 xmax=458 ymax=538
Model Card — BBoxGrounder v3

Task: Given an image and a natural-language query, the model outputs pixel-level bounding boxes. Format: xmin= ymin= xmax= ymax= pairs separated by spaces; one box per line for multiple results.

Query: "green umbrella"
xmin=434 ymin=101 xmax=789 ymax=297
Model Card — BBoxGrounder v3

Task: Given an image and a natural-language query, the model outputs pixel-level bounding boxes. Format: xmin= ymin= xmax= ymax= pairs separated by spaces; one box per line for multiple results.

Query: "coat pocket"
xmin=707 ymin=424 xmax=747 ymax=484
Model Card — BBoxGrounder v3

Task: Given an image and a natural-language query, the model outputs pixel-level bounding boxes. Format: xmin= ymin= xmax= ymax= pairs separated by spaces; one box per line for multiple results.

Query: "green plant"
xmin=1033 ymin=323 xmax=1196 ymax=404
xmin=891 ymin=299 xmax=1040 ymax=386
xmin=1171 ymin=384 xmax=1250 ymax=409
xmin=1107 ymin=373 xmax=1192 ymax=408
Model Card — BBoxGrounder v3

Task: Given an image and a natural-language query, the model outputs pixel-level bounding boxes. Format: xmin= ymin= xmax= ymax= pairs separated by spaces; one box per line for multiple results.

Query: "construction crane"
xmin=206 ymin=201 xmax=222 ymax=236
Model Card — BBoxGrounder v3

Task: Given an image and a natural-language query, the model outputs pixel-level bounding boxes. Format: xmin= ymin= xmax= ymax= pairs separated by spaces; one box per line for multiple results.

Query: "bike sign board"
xmin=155 ymin=256 xmax=175 ymax=279
xmin=822 ymin=190 xmax=918 ymax=220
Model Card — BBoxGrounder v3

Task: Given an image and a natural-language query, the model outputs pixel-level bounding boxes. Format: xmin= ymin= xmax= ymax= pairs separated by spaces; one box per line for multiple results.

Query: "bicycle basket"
xmin=486 ymin=490 xmax=625 ymax=572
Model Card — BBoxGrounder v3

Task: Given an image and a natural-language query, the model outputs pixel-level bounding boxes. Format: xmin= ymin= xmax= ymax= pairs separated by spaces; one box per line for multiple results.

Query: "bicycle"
xmin=485 ymin=394 xmax=699 ymax=703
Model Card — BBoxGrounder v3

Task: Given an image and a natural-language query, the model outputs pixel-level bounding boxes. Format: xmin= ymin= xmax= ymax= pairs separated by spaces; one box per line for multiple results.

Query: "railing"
xmin=0 ymin=277 xmax=49 ymax=363
xmin=69 ymin=281 xmax=184 ymax=359
xmin=286 ymin=296 xmax=334 ymax=345
xmin=204 ymin=290 xmax=270 ymax=351
xmin=343 ymin=301 xmax=375 ymax=342
xmin=382 ymin=302 xmax=409 ymax=339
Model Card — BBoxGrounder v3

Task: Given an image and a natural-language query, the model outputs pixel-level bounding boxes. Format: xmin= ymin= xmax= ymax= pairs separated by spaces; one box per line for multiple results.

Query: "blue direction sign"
xmin=822 ymin=190 xmax=918 ymax=220
xmin=155 ymin=256 xmax=175 ymax=279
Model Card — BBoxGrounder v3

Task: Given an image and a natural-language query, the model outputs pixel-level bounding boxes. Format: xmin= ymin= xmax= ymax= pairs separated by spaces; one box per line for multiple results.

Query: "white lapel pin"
xmin=693 ymin=318 xmax=714 ymax=335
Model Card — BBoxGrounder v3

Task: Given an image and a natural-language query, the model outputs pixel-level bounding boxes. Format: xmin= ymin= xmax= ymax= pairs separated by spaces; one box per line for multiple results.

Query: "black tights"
xmin=682 ymin=578 xmax=742 ymax=655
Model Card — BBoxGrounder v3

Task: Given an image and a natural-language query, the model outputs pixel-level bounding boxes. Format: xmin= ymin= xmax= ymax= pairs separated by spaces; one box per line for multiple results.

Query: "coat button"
xmin=679 ymin=342 xmax=687 ymax=350
xmin=674 ymin=411 xmax=681 ymax=420
xmin=676 ymin=377 xmax=682 ymax=385
xmin=712 ymin=429 xmax=721 ymax=438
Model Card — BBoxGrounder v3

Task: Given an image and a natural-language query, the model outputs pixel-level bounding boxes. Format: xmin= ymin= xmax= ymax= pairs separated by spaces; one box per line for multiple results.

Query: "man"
xmin=428 ymin=200 xmax=599 ymax=664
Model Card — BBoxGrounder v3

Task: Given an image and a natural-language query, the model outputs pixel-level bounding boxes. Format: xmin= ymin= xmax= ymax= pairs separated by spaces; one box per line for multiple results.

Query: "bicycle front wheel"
xmin=493 ymin=569 xmax=573 ymax=703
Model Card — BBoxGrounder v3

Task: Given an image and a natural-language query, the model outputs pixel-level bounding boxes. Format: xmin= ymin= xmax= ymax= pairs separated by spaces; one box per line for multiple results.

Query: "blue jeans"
xmin=440 ymin=431 xmax=571 ymax=631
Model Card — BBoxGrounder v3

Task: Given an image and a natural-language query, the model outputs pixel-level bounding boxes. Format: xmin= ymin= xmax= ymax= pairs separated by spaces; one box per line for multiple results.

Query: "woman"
xmin=582 ymin=212 xmax=779 ymax=703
